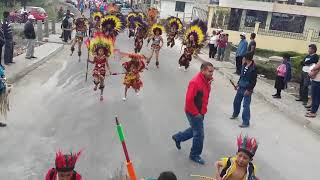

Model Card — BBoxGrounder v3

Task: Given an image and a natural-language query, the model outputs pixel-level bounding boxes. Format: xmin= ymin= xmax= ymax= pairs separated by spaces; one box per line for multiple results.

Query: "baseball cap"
xmin=240 ymin=32 xmax=246 ymax=37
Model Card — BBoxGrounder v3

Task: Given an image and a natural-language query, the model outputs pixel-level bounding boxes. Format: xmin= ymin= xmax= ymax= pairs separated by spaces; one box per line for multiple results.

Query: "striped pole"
xmin=115 ymin=116 xmax=137 ymax=180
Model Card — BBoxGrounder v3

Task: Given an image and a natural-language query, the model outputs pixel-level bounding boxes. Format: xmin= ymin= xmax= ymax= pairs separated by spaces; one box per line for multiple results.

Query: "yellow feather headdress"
xmin=92 ymin=12 xmax=103 ymax=21
xmin=151 ymin=23 xmax=164 ymax=35
xmin=184 ymin=25 xmax=205 ymax=46
xmin=167 ymin=16 xmax=183 ymax=32
xmin=101 ymin=15 xmax=125 ymax=36
xmin=89 ymin=33 xmax=114 ymax=57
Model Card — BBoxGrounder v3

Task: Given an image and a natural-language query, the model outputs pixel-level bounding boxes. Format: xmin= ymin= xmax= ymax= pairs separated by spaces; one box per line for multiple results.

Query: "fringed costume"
xmin=134 ymin=17 xmax=148 ymax=53
xmin=101 ymin=15 xmax=126 ymax=44
xmin=122 ymin=53 xmax=146 ymax=101
xmin=165 ymin=16 xmax=183 ymax=48
xmin=45 ymin=151 xmax=82 ymax=180
xmin=88 ymin=33 xmax=114 ymax=101
xmin=91 ymin=12 xmax=103 ymax=36
xmin=70 ymin=17 xmax=88 ymax=58
xmin=127 ymin=12 xmax=137 ymax=38
xmin=0 ymin=65 xmax=11 ymax=127
xmin=146 ymin=23 xmax=164 ymax=68
xmin=215 ymin=134 xmax=260 ymax=180
xmin=179 ymin=19 xmax=207 ymax=70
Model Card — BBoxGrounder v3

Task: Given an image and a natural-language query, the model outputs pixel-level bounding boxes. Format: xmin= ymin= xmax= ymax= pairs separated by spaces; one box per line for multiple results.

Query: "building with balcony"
xmin=207 ymin=0 xmax=320 ymax=53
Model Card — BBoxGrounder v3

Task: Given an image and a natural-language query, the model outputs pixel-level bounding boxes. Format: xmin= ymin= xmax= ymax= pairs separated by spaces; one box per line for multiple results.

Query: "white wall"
xmin=304 ymin=16 xmax=320 ymax=31
xmin=160 ymin=0 xmax=195 ymax=22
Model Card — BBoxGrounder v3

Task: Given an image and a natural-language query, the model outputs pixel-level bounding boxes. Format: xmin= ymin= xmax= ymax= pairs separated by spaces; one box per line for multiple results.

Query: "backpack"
xmin=62 ymin=17 xmax=69 ymax=29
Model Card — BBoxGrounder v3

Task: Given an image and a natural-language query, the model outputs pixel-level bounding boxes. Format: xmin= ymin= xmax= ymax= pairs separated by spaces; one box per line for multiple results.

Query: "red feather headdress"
xmin=55 ymin=150 xmax=82 ymax=172
xmin=237 ymin=134 xmax=258 ymax=158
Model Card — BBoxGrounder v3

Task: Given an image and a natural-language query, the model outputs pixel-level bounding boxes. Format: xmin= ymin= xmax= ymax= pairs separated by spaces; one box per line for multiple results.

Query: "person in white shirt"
xmin=208 ymin=30 xmax=217 ymax=59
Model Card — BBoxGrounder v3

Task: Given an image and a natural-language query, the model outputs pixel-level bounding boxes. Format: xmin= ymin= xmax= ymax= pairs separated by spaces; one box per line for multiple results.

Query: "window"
xmin=175 ymin=1 xmax=186 ymax=12
xmin=245 ymin=10 xmax=268 ymax=29
xmin=270 ymin=13 xmax=306 ymax=33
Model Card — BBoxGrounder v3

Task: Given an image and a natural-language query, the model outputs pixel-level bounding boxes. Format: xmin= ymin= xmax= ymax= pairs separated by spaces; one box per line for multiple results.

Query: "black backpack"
xmin=62 ymin=17 xmax=69 ymax=29
xmin=49 ymin=168 xmax=77 ymax=180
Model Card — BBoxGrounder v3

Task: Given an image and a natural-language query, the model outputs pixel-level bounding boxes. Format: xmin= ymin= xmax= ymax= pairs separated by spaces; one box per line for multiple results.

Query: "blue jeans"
xmin=217 ymin=47 xmax=225 ymax=61
xmin=173 ymin=112 xmax=204 ymax=158
xmin=232 ymin=87 xmax=252 ymax=125
xmin=311 ymin=81 xmax=320 ymax=113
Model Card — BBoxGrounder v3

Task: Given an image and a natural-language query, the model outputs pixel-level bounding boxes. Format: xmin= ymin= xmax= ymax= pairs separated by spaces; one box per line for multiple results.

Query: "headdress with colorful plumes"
xmin=184 ymin=20 xmax=207 ymax=46
xmin=106 ymin=3 xmax=120 ymax=14
xmin=137 ymin=12 xmax=147 ymax=21
xmin=151 ymin=23 xmax=164 ymax=35
xmin=237 ymin=134 xmax=258 ymax=158
xmin=55 ymin=150 xmax=82 ymax=172
xmin=101 ymin=15 xmax=126 ymax=36
xmin=147 ymin=8 xmax=159 ymax=24
xmin=74 ymin=17 xmax=88 ymax=27
xmin=92 ymin=12 xmax=103 ymax=21
xmin=166 ymin=16 xmax=183 ymax=32
xmin=127 ymin=12 xmax=137 ymax=28
xmin=89 ymin=33 xmax=114 ymax=57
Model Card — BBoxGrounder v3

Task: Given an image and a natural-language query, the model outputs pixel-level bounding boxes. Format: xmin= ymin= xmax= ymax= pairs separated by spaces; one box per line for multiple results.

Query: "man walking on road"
xmin=24 ymin=15 xmax=37 ymax=59
xmin=172 ymin=62 xmax=214 ymax=165
xmin=230 ymin=52 xmax=257 ymax=128
xmin=1 ymin=11 xmax=14 ymax=65
xmin=235 ymin=32 xmax=248 ymax=75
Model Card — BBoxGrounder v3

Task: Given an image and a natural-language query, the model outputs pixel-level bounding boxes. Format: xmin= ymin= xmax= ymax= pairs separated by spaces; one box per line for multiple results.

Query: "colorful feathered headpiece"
xmin=237 ymin=134 xmax=258 ymax=158
xmin=184 ymin=19 xmax=207 ymax=46
xmin=106 ymin=3 xmax=120 ymax=14
xmin=137 ymin=12 xmax=147 ymax=21
xmin=92 ymin=11 xmax=103 ymax=21
xmin=147 ymin=8 xmax=158 ymax=23
xmin=127 ymin=12 xmax=137 ymax=28
xmin=55 ymin=150 xmax=82 ymax=172
xmin=101 ymin=15 xmax=126 ymax=36
xmin=166 ymin=16 xmax=183 ymax=32
xmin=74 ymin=17 xmax=88 ymax=27
xmin=89 ymin=33 xmax=114 ymax=57
xmin=151 ymin=23 xmax=164 ymax=35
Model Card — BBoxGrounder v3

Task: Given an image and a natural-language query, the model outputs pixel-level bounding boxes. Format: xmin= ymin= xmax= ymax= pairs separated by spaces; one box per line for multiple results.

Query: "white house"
xmin=159 ymin=0 xmax=195 ymax=22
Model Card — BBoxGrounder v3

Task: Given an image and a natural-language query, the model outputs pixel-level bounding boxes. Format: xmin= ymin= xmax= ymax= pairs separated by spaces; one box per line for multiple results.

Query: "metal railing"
xmin=257 ymin=28 xmax=308 ymax=40
xmin=311 ymin=30 xmax=320 ymax=43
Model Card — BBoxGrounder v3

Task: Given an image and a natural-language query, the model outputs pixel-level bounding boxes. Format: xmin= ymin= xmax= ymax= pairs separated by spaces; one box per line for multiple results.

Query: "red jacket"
xmin=185 ymin=72 xmax=212 ymax=116
xmin=45 ymin=168 xmax=82 ymax=180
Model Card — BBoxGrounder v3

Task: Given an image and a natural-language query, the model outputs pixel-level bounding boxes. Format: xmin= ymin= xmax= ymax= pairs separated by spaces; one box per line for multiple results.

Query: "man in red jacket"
xmin=172 ymin=62 xmax=214 ymax=165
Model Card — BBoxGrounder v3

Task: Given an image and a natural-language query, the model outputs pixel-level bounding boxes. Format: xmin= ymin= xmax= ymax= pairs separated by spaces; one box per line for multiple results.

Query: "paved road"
xmin=1 ymin=9 xmax=320 ymax=179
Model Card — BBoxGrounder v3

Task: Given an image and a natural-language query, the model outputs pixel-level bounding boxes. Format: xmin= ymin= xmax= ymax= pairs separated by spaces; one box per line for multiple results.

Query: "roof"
xmin=216 ymin=0 xmax=320 ymax=18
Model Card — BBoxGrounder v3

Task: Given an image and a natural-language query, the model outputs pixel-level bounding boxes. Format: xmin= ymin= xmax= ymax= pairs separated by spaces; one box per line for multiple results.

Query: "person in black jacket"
xmin=24 ymin=15 xmax=37 ymax=59
xmin=1 ymin=11 xmax=14 ymax=65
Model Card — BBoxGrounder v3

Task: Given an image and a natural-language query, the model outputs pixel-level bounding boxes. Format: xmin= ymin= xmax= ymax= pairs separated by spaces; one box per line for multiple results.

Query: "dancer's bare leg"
xmin=70 ymin=39 xmax=77 ymax=55
xmin=155 ymin=50 xmax=160 ymax=68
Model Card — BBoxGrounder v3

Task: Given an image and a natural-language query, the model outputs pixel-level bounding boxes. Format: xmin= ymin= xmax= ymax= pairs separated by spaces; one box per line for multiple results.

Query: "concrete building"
xmin=207 ymin=0 xmax=320 ymax=53
xmin=159 ymin=0 xmax=195 ymax=22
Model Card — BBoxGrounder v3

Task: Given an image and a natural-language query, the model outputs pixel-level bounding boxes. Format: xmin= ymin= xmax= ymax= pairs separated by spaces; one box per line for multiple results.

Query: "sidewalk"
xmin=5 ymin=34 xmax=64 ymax=83
xmin=196 ymin=48 xmax=320 ymax=134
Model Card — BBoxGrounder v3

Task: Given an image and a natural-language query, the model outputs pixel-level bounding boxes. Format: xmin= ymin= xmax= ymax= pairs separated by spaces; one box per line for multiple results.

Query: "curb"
xmin=7 ymin=43 xmax=64 ymax=84
xmin=196 ymin=54 xmax=320 ymax=135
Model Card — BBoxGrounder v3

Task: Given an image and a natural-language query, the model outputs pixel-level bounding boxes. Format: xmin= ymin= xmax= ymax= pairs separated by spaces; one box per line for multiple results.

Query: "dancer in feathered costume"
xmin=137 ymin=12 xmax=147 ymax=21
xmin=127 ymin=12 xmax=137 ymax=38
xmin=91 ymin=12 xmax=103 ymax=36
xmin=121 ymin=53 xmax=146 ymax=101
xmin=0 ymin=65 xmax=11 ymax=127
xmin=146 ymin=23 xmax=164 ymax=68
xmin=88 ymin=33 xmax=114 ymax=101
xmin=101 ymin=15 xmax=126 ymax=43
xmin=70 ymin=17 xmax=88 ymax=59
xmin=146 ymin=8 xmax=159 ymax=39
xmin=134 ymin=17 xmax=148 ymax=53
xmin=166 ymin=16 xmax=183 ymax=48
xmin=179 ymin=19 xmax=207 ymax=71
xmin=215 ymin=134 xmax=260 ymax=180
xmin=45 ymin=151 xmax=82 ymax=180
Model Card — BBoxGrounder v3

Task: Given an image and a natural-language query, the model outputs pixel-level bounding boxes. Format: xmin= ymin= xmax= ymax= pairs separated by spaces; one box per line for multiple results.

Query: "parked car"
xmin=25 ymin=6 xmax=48 ymax=21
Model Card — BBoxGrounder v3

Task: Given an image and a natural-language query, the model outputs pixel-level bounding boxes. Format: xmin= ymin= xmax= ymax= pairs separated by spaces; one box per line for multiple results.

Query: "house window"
xmin=245 ymin=10 xmax=268 ymax=29
xmin=175 ymin=1 xmax=186 ymax=12
xmin=270 ymin=13 xmax=306 ymax=33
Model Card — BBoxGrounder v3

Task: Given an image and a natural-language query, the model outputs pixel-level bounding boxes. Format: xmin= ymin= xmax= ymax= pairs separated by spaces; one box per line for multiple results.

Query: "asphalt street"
xmin=0 ymin=20 xmax=320 ymax=180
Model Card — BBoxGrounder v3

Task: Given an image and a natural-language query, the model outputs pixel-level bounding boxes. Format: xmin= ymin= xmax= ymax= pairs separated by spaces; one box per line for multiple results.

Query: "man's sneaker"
xmin=122 ymin=97 xmax=127 ymax=101
xmin=172 ymin=135 xmax=181 ymax=150
xmin=0 ymin=122 xmax=7 ymax=127
xmin=239 ymin=124 xmax=250 ymax=128
xmin=189 ymin=156 xmax=205 ymax=165
xmin=230 ymin=116 xmax=237 ymax=120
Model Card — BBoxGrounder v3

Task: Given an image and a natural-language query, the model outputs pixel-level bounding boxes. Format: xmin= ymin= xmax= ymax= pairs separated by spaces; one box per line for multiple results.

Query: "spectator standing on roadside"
xmin=235 ymin=32 xmax=248 ymax=75
xmin=216 ymin=32 xmax=227 ymax=61
xmin=1 ymin=11 xmax=14 ymax=65
xmin=272 ymin=54 xmax=292 ymax=99
xmin=208 ymin=30 xmax=217 ymax=59
xmin=306 ymin=57 xmax=320 ymax=118
xmin=248 ymin=33 xmax=256 ymax=54
xmin=296 ymin=44 xmax=319 ymax=106
xmin=0 ymin=24 xmax=4 ymax=67
xmin=24 ymin=15 xmax=37 ymax=59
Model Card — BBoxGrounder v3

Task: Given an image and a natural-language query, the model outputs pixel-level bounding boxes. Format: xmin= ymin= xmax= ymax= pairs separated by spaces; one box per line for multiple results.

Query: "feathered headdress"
xmin=121 ymin=52 xmax=146 ymax=61
xmin=137 ymin=12 xmax=147 ymax=21
xmin=55 ymin=150 xmax=82 ymax=172
xmin=166 ymin=16 xmax=183 ymax=32
xmin=151 ymin=23 xmax=164 ymax=35
xmin=237 ymin=134 xmax=258 ymax=158
xmin=92 ymin=12 xmax=103 ymax=21
xmin=106 ymin=3 xmax=120 ymax=14
xmin=147 ymin=8 xmax=158 ymax=24
xmin=127 ymin=12 xmax=137 ymax=28
xmin=184 ymin=19 xmax=207 ymax=46
xmin=74 ymin=17 xmax=88 ymax=27
xmin=101 ymin=15 xmax=126 ymax=36
xmin=89 ymin=33 xmax=114 ymax=57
